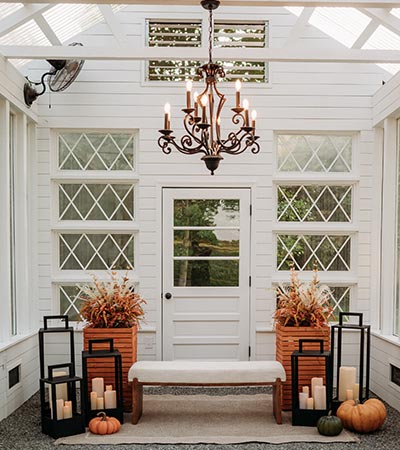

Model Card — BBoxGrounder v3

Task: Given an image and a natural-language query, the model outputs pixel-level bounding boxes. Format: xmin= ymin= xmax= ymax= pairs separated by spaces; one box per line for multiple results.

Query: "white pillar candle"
xmin=90 ymin=391 xmax=98 ymax=410
xmin=311 ymin=377 xmax=323 ymax=400
xmin=338 ymin=367 xmax=357 ymax=401
xmin=49 ymin=371 xmax=68 ymax=418
xmin=104 ymin=390 xmax=117 ymax=409
xmin=299 ymin=392 xmax=308 ymax=409
xmin=314 ymin=385 xmax=327 ymax=410
xmin=105 ymin=385 xmax=113 ymax=391
xmin=302 ymin=386 xmax=310 ymax=396
xmin=92 ymin=378 xmax=104 ymax=398
xmin=346 ymin=389 xmax=354 ymax=400
xmin=96 ymin=397 xmax=104 ymax=410
xmin=56 ymin=399 xmax=64 ymax=420
xmin=353 ymin=383 xmax=360 ymax=401
xmin=63 ymin=401 xmax=72 ymax=419
xmin=306 ymin=397 xmax=314 ymax=410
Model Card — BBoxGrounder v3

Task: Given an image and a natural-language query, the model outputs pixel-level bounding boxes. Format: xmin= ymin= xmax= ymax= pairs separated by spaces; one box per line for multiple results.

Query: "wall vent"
xmin=8 ymin=364 xmax=20 ymax=390
xmin=390 ymin=364 xmax=400 ymax=387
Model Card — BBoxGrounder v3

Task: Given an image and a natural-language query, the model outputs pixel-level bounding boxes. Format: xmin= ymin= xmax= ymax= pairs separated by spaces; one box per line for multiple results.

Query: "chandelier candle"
xmin=158 ymin=0 xmax=260 ymax=175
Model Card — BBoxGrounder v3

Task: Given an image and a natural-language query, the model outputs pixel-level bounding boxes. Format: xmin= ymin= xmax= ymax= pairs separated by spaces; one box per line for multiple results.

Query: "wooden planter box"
xmin=83 ymin=326 xmax=137 ymax=412
xmin=275 ymin=323 xmax=330 ymax=411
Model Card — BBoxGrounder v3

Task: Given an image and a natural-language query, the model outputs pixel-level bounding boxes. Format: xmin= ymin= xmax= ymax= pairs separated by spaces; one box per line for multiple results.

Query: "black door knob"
xmin=165 ymin=292 xmax=172 ymax=300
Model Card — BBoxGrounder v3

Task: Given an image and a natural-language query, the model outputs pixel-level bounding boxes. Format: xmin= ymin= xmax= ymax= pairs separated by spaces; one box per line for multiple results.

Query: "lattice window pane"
xmin=277 ymin=185 xmax=352 ymax=222
xmin=58 ymin=132 xmax=135 ymax=171
xmin=59 ymin=183 xmax=134 ymax=221
xmin=327 ymin=286 xmax=351 ymax=319
xmin=59 ymin=285 xmax=85 ymax=321
xmin=277 ymin=234 xmax=351 ymax=271
xmin=277 ymin=135 xmax=352 ymax=172
xmin=59 ymin=233 xmax=134 ymax=270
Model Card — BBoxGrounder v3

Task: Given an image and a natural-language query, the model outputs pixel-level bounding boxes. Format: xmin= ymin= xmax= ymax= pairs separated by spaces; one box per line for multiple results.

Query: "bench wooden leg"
xmin=131 ymin=378 xmax=143 ymax=425
xmin=272 ymin=378 xmax=282 ymax=424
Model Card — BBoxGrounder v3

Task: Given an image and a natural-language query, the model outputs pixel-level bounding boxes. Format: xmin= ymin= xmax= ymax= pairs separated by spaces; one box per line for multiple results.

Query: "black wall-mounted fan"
xmin=24 ymin=42 xmax=85 ymax=107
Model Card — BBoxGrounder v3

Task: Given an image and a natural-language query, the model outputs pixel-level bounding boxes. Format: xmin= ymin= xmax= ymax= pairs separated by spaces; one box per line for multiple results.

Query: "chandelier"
xmin=158 ymin=0 xmax=260 ymax=175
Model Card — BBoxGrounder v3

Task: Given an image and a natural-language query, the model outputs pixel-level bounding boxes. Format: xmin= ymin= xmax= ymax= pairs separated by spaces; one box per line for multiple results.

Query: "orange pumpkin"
xmin=89 ymin=412 xmax=121 ymax=435
xmin=337 ymin=398 xmax=386 ymax=433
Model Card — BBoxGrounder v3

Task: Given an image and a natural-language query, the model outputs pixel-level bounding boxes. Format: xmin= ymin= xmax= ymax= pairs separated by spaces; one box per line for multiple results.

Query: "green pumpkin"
xmin=317 ymin=414 xmax=343 ymax=436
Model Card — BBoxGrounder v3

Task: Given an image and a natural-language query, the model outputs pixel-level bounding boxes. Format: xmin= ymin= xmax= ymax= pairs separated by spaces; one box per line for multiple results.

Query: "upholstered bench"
xmin=128 ymin=360 xmax=286 ymax=425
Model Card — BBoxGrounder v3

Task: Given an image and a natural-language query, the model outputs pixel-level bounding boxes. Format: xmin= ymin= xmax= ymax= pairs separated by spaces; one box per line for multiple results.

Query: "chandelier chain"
xmin=208 ymin=7 xmax=213 ymax=64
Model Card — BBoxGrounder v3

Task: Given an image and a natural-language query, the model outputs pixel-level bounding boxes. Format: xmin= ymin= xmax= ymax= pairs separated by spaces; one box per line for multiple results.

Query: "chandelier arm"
xmin=158 ymin=134 xmax=208 ymax=156
xmin=232 ymin=111 xmax=246 ymax=127
xmin=183 ymin=113 xmax=203 ymax=147
xmin=220 ymin=131 xmax=260 ymax=155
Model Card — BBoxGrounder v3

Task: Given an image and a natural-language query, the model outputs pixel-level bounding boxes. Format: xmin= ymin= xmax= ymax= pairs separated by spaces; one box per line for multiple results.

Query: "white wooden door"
xmin=162 ymin=188 xmax=251 ymax=361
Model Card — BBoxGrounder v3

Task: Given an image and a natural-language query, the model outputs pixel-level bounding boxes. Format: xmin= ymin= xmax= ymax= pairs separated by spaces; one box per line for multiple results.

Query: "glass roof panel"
xmin=43 ymin=4 xmax=104 ymax=43
xmin=0 ymin=3 xmax=23 ymax=19
xmin=391 ymin=9 xmax=400 ymax=19
xmin=0 ymin=19 xmax=50 ymax=46
xmin=309 ymin=8 xmax=371 ymax=48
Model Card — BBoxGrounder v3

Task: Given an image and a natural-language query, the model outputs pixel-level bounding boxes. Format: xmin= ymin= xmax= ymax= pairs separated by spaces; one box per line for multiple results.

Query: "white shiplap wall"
xmin=28 ymin=4 xmax=386 ymax=403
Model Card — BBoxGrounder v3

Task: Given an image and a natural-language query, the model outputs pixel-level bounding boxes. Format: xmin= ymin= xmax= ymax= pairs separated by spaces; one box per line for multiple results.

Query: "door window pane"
xmin=174 ymin=229 xmax=239 ymax=257
xmin=174 ymin=199 xmax=240 ymax=227
xmin=174 ymin=260 xmax=239 ymax=286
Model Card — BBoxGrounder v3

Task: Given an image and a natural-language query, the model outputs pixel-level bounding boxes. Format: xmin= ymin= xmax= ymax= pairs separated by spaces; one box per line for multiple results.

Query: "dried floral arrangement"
xmin=273 ymin=266 xmax=334 ymax=327
xmin=79 ymin=272 xmax=146 ymax=328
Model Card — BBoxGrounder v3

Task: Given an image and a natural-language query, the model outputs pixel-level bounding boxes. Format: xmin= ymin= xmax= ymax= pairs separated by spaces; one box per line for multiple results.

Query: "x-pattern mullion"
xmin=84 ymin=234 xmax=112 ymax=270
xmin=301 ymin=185 xmax=326 ymax=222
xmin=304 ymin=138 xmax=327 ymax=172
xmin=325 ymin=186 xmax=352 ymax=222
xmin=59 ymin=134 xmax=86 ymax=170
xmin=108 ymin=234 xmax=134 ymax=269
xmin=277 ymin=235 xmax=302 ymax=270
xmin=108 ymin=185 xmax=134 ymax=221
xmin=107 ymin=134 xmax=134 ymax=171
xmin=301 ymin=235 xmax=327 ymax=270
xmin=59 ymin=234 xmax=86 ymax=270
xmin=83 ymin=134 xmax=110 ymax=171
xmin=326 ymin=138 xmax=351 ymax=172
xmin=278 ymin=138 xmax=303 ymax=172
xmin=277 ymin=185 xmax=304 ymax=222
xmin=82 ymin=184 xmax=111 ymax=220
xmin=324 ymin=235 xmax=351 ymax=271
xmin=59 ymin=184 xmax=87 ymax=220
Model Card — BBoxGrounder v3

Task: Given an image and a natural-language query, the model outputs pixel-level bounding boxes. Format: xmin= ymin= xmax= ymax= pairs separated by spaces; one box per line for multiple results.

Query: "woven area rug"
xmin=56 ymin=394 xmax=358 ymax=445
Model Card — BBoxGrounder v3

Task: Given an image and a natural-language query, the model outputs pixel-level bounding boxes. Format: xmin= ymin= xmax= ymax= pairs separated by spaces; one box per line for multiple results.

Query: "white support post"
xmin=284 ymin=7 xmax=314 ymax=47
xmin=97 ymin=5 xmax=128 ymax=46
xmin=0 ymin=99 xmax=11 ymax=342
xmin=34 ymin=14 xmax=62 ymax=46
xmin=0 ymin=4 xmax=54 ymax=38
xmin=351 ymin=19 xmax=379 ymax=49
xmin=380 ymin=118 xmax=398 ymax=335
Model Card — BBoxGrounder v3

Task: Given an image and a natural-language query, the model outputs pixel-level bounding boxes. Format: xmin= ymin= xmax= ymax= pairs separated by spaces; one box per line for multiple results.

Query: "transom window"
xmin=146 ymin=19 xmax=268 ymax=83
xmin=277 ymin=134 xmax=352 ymax=172
xmin=275 ymin=132 xmax=356 ymax=315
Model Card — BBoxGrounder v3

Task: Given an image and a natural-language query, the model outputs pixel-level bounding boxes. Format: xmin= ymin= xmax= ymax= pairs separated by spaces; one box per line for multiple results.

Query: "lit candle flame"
xmin=251 ymin=110 xmax=257 ymax=120
xmin=235 ymin=79 xmax=242 ymax=92
xmin=164 ymin=103 xmax=171 ymax=114
xmin=201 ymin=96 xmax=208 ymax=107
xmin=243 ymin=99 xmax=249 ymax=110
xmin=186 ymin=80 xmax=193 ymax=92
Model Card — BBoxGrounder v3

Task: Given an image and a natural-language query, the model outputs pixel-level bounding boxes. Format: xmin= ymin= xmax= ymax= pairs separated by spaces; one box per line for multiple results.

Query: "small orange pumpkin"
xmin=337 ymin=398 xmax=386 ymax=433
xmin=88 ymin=412 xmax=121 ymax=435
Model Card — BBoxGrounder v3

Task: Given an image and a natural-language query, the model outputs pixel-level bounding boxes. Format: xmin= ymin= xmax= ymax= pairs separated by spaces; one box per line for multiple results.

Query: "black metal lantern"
xmin=158 ymin=0 xmax=260 ymax=175
xmin=291 ymin=339 xmax=332 ymax=426
xmin=40 ymin=363 xmax=85 ymax=438
xmin=331 ymin=312 xmax=370 ymax=412
xmin=38 ymin=316 xmax=84 ymax=438
xmin=82 ymin=338 xmax=124 ymax=425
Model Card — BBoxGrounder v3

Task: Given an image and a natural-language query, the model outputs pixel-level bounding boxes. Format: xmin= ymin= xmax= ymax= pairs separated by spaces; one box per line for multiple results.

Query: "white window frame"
xmin=272 ymin=131 xmax=360 ymax=313
xmin=141 ymin=13 xmax=270 ymax=86
xmin=50 ymin=129 xmax=140 ymax=321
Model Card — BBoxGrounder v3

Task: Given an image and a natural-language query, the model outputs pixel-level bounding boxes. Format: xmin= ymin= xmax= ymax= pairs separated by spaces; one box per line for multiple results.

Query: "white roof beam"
xmin=0 ymin=4 xmax=54 ymax=38
xmin=284 ymin=7 xmax=314 ymax=47
xmin=97 ymin=5 xmax=128 ymax=46
xmin=2 ymin=45 xmax=400 ymax=63
xmin=0 ymin=0 xmax=399 ymax=7
xmin=34 ymin=14 xmax=62 ymax=45
xmin=360 ymin=8 xmax=400 ymax=36
xmin=351 ymin=19 xmax=379 ymax=48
